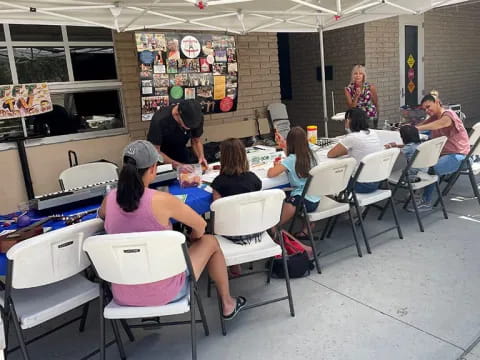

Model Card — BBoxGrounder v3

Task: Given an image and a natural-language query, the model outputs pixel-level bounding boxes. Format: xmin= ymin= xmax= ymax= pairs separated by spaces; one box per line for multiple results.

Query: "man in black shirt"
xmin=147 ymin=99 xmax=207 ymax=169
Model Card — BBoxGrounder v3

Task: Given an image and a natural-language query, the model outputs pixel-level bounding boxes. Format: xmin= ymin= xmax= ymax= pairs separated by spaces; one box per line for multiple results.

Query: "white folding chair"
xmin=347 ymin=148 xmax=403 ymax=253
xmin=288 ymin=158 xmax=360 ymax=273
xmin=437 ymin=123 xmax=480 ymax=207
xmin=59 ymin=162 xmax=118 ymax=190
xmin=381 ymin=136 xmax=448 ymax=232
xmin=2 ymin=218 xmax=103 ymax=360
xmin=210 ymin=189 xmax=294 ymax=335
xmin=267 ymin=103 xmax=291 ymax=139
xmin=83 ymin=230 xmax=209 ymax=360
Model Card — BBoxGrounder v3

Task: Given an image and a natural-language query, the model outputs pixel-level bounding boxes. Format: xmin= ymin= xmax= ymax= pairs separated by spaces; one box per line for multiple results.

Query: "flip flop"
xmin=294 ymin=231 xmax=318 ymax=241
xmin=222 ymin=296 xmax=247 ymax=321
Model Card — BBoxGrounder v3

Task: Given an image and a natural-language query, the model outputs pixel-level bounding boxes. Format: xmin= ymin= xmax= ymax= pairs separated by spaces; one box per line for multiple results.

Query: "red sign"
xmin=219 ymin=97 xmax=233 ymax=112
xmin=408 ymin=68 xmax=415 ymax=81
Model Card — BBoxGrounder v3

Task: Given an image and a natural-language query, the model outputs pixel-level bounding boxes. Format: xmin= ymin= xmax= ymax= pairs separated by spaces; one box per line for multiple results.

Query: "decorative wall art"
xmin=136 ymin=32 xmax=238 ymax=121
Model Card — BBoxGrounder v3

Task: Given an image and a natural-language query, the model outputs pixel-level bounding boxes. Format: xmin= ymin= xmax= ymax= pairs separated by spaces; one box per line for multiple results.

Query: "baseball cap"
xmin=178 ymin=99 xmax=203 ymax=129
xmin=123 ymin=140 xmax=163 ymax=168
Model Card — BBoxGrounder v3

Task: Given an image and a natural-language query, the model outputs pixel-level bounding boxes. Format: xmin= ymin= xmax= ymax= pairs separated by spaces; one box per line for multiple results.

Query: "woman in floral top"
xmin=344 ymin=65 xmax=379 ymax=129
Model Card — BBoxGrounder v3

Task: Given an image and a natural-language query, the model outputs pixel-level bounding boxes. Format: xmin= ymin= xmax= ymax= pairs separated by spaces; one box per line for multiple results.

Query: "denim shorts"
xmin=286 ymin=195 xmax=319 ymax=212
xmin=169 ymin=270 xmax=190 ymax=303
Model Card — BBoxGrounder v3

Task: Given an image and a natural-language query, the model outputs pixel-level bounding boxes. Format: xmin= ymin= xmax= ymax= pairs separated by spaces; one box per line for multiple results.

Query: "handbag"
xmin=271 ymin=230 xmax=314 ymax=278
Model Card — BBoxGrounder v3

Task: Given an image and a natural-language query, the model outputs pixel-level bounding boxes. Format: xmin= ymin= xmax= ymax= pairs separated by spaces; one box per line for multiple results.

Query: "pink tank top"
xmin=425 ymin=109 xmax=470 ymax=156
xmin=105 ymin=188 xmax=186 ymax=306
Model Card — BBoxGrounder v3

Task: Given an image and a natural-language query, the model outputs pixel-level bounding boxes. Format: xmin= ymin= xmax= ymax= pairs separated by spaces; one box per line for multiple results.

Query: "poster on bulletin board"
xmin=136 ymin=32 xmax=238 ymax=121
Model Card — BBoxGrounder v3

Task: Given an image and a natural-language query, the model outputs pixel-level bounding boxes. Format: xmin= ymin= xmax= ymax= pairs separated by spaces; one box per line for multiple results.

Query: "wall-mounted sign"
xmin=0 ymin=83 xmax=52 ymax=120
xmin=136 ymin=31 xmax=238 ymax=121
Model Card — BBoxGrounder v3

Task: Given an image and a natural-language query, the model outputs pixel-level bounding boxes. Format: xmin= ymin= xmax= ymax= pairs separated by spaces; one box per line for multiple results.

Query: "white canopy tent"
xmin=0 ymin=0 xmax=472 ymax=135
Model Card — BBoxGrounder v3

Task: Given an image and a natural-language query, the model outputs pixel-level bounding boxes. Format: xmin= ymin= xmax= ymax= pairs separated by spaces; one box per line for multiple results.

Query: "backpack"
xmin=271 ymin=230 xmax=314 ymax=278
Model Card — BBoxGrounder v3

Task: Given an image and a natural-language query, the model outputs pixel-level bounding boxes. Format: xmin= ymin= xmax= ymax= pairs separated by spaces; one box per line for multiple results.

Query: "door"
xmin=399 ymin=15 xmax=424 ymax=106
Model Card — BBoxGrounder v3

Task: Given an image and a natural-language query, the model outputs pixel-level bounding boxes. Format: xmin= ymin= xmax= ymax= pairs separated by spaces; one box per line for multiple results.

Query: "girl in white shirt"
xmin=327 ymin=108 xmax=383 ymax=193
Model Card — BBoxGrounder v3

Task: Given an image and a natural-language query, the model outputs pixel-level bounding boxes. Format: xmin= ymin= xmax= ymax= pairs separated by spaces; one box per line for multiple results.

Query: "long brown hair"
xmin=220 ymin=138 xmax=249 ymax=176
xmin=286 ymin=127 xmax=316 ymax=178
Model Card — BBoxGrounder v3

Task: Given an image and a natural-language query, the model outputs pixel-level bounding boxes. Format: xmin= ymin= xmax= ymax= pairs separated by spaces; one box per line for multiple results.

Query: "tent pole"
xmin=318 ymin=26 xmax=328 ymax=138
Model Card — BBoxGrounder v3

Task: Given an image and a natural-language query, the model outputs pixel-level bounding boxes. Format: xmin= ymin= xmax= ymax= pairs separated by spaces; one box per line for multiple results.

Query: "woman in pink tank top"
xmin=98 ymin=140 xmax=246 ymax=320
xmin=412 ymin=93 xmax=471 ymax=208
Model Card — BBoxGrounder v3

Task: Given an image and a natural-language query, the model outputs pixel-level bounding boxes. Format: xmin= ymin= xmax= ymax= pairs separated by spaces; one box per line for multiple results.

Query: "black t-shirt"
xmin=211 ymin=172 xmax=262 ymax=197
xmin=146 ymin=105 xmax=204 ymax=163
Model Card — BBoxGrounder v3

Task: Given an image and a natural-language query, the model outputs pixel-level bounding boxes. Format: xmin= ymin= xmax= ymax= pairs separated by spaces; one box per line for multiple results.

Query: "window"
xmin=67 ymin=26 xmax=113 ymax=42
xmin=24 ymin=90 xmax=124 ymax=137
xmin=10 ymin=24 xmax=63 ymax=42
xmin=0 ymin=48 xmax=12 ymax=85
xmin=0 ymin=24 xmax=124 ymax=141
xmin=70 ymin=47 xmax=117 ymax=81
xmin=14 ymin=47 xmax=68 ymax=83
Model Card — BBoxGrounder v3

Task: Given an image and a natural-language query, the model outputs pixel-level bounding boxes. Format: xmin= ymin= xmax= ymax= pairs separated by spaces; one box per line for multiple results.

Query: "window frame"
xmin=0 ymin=23 xmax=127 ymax=147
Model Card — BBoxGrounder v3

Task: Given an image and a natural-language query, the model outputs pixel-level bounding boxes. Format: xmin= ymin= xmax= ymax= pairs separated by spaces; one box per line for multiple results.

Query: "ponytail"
xmin=116 ymin=156 xmax=148 ymax=212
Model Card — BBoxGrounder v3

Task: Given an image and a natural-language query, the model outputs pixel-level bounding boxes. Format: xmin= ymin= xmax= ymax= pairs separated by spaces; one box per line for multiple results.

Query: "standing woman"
xmin=344 ymin=65 xmax=379 ymax=129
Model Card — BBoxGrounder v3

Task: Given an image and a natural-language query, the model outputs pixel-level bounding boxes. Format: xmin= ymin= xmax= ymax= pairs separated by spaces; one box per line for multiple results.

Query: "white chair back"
xmin=83 ymin=231 xmax=186 ymax=285
xmin=6 ymin=218 xmax=104 ymax=289
xmin=410 ymin=136 xmax=447 ymax=169
xmin=357 ymin=148 xmax=400 ymax=183
xmin=267 ymin=103 xmax=290 ymax=139
xmin=306 ymin=158 xmax=357 ymax=197
xmin=59 ymin=162 xmax=118 ymax=190
xmin=469 ymin=122 xmax=480 ymax=156
xmin=211 ymin=189 xmax=285 ymax=237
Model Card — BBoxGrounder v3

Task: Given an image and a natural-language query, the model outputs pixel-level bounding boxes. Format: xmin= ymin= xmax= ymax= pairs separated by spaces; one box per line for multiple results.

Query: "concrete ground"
xmin=7 ymin=174 xmax=480 ymax=360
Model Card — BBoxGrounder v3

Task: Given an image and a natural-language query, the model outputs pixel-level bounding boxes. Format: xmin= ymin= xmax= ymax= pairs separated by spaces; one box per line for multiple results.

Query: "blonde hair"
xmin=430 ymin=89 xmax=442 ymax=105
xmin=351 ymin=64 xmax=367 ymax=83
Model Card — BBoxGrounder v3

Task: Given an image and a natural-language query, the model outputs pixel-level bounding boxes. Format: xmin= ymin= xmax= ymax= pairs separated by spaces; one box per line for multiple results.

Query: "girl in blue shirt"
xmin=267 ymin=127 xmax=320 ymax=236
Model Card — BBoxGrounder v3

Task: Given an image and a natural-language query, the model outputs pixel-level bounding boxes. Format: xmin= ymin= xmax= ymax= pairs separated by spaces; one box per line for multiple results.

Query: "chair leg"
xmin=99 ymin=284 xmax=106 ymax=360
xmin=468 ymin=169 xmax=480 ymax=207
xmin=347 ymin=210 xmax=362 ymax=257
xmin=266 ymin=258 xmax=274 ymax=284
xmin=195 ymin=290 xmax=209 ymax=336
xmin=353 ymin=199 xmax=371 ymax=254
xmin=326 ymin=215 xmax=338 ymax=238
xmin=190 ymin=283 xmax=197 ymax=360
xmin=216 ymin=292 xmax=226 ymax=336
xmin=389 ymin=197 xmax=403 ymax=239
xmin=379 ymin=182 xmax=400 ymax=220
xmin=407 ymin=183 xmax=424 ymax=232
xmin=435 ymin=182 xmax=448 ymax=219
xmin=442 ymin=171 xmax=461 ymax=197
xmin=377 ymin=198 xmax=390 ymax=220
xmin=304 ymin=212 xmax=321 ymax=274
xmin=279 ymin=232 xmax=295 ymax=317
xmin=403 ymin=192 xmax=412 ymax=210
xmin=120 ymin=320 xmax=135 ymax=342
xmin=111 ymin=320 xmax=127 ymax=360
xmin=320 ymin=217 xmax=332 ymax=240
xmin=10 ymin=304 xmax=30 ymax=360
xmin=206 ymin=274 xmax=212 ymax=298
xmin=79 ymin=302 xmax=89 ymax=332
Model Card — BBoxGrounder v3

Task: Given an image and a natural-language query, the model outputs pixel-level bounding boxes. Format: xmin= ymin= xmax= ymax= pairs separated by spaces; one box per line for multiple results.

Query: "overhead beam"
xmin=290 ymin=0 xmax=338 ymax=15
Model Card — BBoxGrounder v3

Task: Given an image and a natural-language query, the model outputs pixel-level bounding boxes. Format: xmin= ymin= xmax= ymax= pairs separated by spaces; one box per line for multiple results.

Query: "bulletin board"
xmin=136 ymin=32 xmax=238 ymax=121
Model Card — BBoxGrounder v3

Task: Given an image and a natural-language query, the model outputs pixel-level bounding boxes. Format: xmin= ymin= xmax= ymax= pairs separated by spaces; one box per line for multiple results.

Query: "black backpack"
xmin=272 ymin=252 xmax=313 ymax=278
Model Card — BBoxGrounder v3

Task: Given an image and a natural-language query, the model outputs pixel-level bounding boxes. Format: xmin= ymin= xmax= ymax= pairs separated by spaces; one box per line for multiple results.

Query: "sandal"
xmin=222 ymin=296 xmax=247 ymax=321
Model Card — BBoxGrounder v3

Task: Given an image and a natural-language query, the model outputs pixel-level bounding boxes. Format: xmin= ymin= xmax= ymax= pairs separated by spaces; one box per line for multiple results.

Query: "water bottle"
xmin=382 ymin=120 xmax=390 ymax=130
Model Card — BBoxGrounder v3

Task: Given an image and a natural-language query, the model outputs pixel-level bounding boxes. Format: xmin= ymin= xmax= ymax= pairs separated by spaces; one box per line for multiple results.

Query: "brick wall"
xmin=424 ymin=2 xmax=480 ymax=128
xmin=364 ymin=17 xmax=400 ymax=126
xmin=285 ymin=26 xmax=364 ymax=137
xmin=113 ymin=31 xmax=281 ymax=140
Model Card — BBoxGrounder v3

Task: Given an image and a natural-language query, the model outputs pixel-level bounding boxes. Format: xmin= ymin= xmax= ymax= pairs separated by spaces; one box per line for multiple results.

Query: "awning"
xmin=0 ymin=0 xmax=473 ymax=34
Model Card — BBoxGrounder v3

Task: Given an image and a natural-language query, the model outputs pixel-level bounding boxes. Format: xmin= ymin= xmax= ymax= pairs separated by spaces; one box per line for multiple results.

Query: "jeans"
xmin=355 ymin=181 xmax=380 ymax=193
xmin=423 ymin=154 xmax=466 ymax=203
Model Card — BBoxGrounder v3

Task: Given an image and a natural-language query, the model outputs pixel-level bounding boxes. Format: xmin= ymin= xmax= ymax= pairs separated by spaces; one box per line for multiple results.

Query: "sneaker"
xmin=406 ymin=200 xmax=432 ymax=213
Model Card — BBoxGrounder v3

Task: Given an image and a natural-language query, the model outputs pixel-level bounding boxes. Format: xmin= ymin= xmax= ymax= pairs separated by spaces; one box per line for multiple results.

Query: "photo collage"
xmin=136 ymin=32 xmax=238 ymax=121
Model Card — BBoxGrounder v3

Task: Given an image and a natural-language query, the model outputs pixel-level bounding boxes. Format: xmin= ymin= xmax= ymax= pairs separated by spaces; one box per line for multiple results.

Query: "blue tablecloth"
xmin=0 ymin=181 xmax=212 ymax=276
